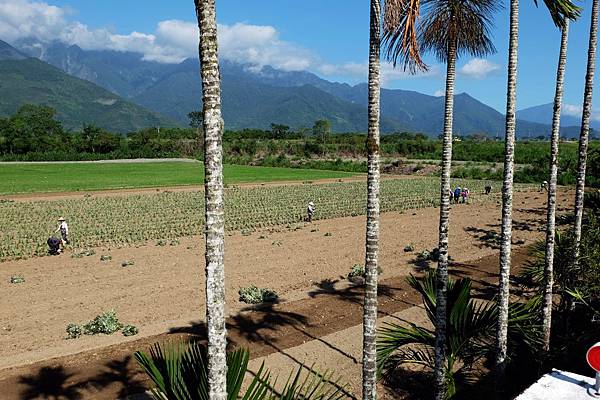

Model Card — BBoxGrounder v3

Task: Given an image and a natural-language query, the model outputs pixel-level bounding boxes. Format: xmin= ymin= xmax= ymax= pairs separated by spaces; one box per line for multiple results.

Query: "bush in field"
xmin=66 ymin=310 xmax=137 ymax=339
xmin=238 ymin=286 xmax=278 ymax=304
xmin=100 ymin=255 xmax=112 ymax=262
xmin=122 ymin=324 xmax=139 ymax=337
xmin=83 ymin=310 xmax=123 ymax=335
xmin=10 ymin=275 xmax=25 ymax=284
xmin=66 ymin=323 xmax=83 ymax=339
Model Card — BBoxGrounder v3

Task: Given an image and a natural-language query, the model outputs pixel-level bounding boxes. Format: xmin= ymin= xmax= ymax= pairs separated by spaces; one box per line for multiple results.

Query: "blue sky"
xmin=1 ymin=0 xmax=598 ymax=115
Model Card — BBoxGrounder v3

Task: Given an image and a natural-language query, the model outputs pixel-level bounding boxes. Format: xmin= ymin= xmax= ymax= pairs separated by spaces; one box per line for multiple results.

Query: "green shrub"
xmin=122 ymin=324 xmax=139 ymax=337
xmin=404 ymin=244 xmax=415 ymax=252
xmin=238 ymin=286 xmax=279 ymax=304
xmin=83 ymin=310 xmax=123 ymax=335
xmin=100 ymin=255 xmax=112 ymax=262
xmin=66 ymin=323 xmax=83 ymax=339
xmin=10 ymin=275 xmax=25 ymax=284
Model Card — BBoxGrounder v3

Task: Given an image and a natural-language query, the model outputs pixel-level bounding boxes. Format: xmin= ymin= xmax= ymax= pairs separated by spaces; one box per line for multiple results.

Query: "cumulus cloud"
xmin=562 ymin=103 xmax=600 ymax=121
xmin=0 ymin=0 xmax=315 ymax=69
xmin=318 ymin=61 xmax=441 ymax=85
xmin=434 ymin=89 xmax=445 ymax=97
xmin=459 ymin=58 xmax=501 ymax=79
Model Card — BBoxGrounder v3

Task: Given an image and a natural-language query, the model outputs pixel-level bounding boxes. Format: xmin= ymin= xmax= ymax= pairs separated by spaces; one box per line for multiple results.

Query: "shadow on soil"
xmin=19 ymin=366 xmax=84 ymax=400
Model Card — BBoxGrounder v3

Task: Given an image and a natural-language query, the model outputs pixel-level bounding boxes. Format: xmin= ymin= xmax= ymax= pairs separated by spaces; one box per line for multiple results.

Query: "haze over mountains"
xmin=0 ymin=38 xmax=589 ymax=137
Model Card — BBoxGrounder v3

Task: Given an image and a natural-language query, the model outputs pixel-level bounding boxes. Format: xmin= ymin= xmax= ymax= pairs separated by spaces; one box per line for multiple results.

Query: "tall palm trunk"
xmin=433 ymin=39 xmax=457 ymax=400
xmin=573 ymin=0 xmax=599 ymax=266
xmin=496 ymin=0 xmax=519 ymax=380
xmin=542 ymin=19 xmax=570 ymax=352
xmin=362 ymin=1 xmax=381 ymax=399
xmin=195 ymin=1 xmax=227 ymax=399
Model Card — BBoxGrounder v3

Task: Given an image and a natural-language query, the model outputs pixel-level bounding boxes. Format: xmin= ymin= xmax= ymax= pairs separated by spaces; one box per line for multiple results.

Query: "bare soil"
xmin=0 ymin=189 xmax=572 ymax=399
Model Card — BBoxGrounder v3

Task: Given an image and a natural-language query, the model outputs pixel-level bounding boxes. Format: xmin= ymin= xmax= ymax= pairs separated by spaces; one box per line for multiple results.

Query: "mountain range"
xmin=0 ymin=40 xmax=174 ymax=133
xmin=1 ymin=38 xmax=589 ymax=137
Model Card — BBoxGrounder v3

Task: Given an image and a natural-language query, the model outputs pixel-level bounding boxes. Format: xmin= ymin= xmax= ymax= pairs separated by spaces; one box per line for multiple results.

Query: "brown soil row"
xmin=0 ymin=247 xmax=530 ymax=400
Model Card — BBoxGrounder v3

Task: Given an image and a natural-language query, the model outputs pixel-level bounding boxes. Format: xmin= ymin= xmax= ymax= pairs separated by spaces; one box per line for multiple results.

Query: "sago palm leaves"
xmin=135 ymin=342 xmax=348 ymax=400
xmin=377 ymin=271 xmax=541 ymax=398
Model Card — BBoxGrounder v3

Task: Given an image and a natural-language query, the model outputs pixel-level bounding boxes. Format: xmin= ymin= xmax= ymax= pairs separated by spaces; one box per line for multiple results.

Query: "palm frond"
xmin=383 ymin=0 xmax=427 ymax=71
xmin=377 ymin=321 xmax=435 ymax=375
xmin=535 ymin=0 xmax=581 ymax=28
xmin=135 ymin=342 xmax=273 ymax=400
xmin=418 ymin=0 xmax=499 ymax=63
xmin=276 ymin=365 xmax=348 ymax=400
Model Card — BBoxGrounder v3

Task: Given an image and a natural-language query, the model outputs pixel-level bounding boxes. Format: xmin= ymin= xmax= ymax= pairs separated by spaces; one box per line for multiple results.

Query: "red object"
xmin=587 ymin=343 xmax=600 ymax=372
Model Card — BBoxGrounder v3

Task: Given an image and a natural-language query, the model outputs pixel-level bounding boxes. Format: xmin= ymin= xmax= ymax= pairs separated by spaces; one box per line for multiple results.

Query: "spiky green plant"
xmin=377 ymin=271 xmax=542 ymax=398
xmin=135 ymin=341 xmax=348 ymax=400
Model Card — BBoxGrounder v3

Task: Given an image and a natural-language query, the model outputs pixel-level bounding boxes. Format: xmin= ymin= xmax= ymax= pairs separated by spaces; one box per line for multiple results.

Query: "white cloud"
xmin=318 ymin=61 xmax=441 ymax=86
xmin=459 ymin=58 xmax=501 ymax=79
xmin=434 ymin=89 xmax=445 ymax=97
xmin=562 ymin=103 xmax=600 ymax=121
xmin=0 ymin=0 xmax=314 ymax=69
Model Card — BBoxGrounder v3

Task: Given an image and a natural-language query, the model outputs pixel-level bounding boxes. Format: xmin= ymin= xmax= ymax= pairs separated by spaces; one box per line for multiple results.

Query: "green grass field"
xmin=0 ymin=162 xmax=361 ymax=194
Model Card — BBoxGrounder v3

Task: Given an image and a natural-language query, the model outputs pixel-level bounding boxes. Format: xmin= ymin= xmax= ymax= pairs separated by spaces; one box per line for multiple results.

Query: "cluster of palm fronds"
xmin=377 ymin=271 xmax=541 ymax=398
xmin=135 ymin=342 xmax=348 ymax=400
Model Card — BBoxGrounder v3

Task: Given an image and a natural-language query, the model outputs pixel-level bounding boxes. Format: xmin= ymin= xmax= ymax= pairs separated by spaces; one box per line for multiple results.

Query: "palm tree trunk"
xmin=573 ymin=0 xmax=599 ymax=266
xmin=433 ymin=39 xmax=457 ymax=400
xmin=195 ymin=1 xmax=227 ymax=399
xmin=542 ymin=19 xmax=570 ymax=353
xmin=496 ymin=0 xmax=519 ymax=380
xmin=362 ymin=1 xmax=381 ymax=399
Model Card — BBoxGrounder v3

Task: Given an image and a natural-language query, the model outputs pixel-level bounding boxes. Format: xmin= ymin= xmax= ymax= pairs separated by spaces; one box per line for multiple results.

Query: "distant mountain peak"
xmin=0 ymin=40 xmax=27 ymax=61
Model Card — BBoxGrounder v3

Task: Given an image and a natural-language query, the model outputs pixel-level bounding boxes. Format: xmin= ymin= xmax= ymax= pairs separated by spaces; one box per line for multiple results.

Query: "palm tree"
xmin=362 ymin=1 xmax=382 ymax=400
xmin=541 ymin=17 xmax=576 ymax=353
xmin=573 ymin=0 xmax=599 ymax=270
xmin=383 ymin=0 xmax=496 ymax=397
xmin=495 ymin=0 xmax=578 ymax=379
xmin=194 ymin=1 xmax=227 ymax=399
xmin=377 ymin=272 xmax=541 ymax=399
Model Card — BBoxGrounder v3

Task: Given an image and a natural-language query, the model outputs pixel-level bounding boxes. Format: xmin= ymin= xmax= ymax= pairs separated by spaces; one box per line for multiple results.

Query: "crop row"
xmin=0 ymin=178 xmax=532 ymax=261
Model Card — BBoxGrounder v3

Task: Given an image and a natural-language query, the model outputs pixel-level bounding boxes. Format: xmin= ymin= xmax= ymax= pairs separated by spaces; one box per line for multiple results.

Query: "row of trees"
xmin=378 ymin=0 xmax=595 ymax=398
xmin=153 ymin=0 xmax=598 ymax=398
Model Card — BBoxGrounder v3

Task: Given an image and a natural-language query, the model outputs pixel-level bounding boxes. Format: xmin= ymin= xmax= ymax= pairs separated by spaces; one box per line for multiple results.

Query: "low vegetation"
xmin=66 ymin=310 xmax=138 ymax=339
xmin=135 ymin=342 xmax=347 ymax=400
xmin=238 ymin=286 xmax=279 ymax=304
xmin=0 ymin=178 xmax=533 ymax=261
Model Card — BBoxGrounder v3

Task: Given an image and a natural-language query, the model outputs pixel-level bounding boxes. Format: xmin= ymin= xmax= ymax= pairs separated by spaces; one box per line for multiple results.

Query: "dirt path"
xmin=0 ymin=189 xmax=572 ymax=399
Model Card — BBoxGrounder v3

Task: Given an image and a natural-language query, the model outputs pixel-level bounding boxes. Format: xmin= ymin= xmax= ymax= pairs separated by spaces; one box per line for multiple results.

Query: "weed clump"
xmin=66 ymin=323 xmax=83 ymax=339
xmin=83 ymin=310 xmax=123 ymax=335
xmin=10 ymin=275 xmax=25 ymax=284
xmin=100 ymin=255 xmax=112 ymax=262
xmin=347 ymin=264 xmax=383 ymax=280
xmin=121 ymin=260 xmax=135 ymax=267
xmin=66 ymin=310 xmax=138 ymax=339
xmin=238 ymin=286 xmax=278 ymax=304
xmin=122 ymin=324 xmax=139 ymax=337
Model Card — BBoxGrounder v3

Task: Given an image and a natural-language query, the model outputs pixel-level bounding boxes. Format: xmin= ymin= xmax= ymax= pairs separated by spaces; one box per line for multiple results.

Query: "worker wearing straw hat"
xmin=307 ymin=201 xmax=316 ymax=222
xmin=55 ymin=217 xmax=70 ymax=245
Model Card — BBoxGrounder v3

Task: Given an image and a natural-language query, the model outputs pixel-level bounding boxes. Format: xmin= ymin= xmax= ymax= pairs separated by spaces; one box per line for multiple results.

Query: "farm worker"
xmin=307 ymin=201 xmax=316 ymax=222
xmin=461 ymin=188 xmax=470 ymax=204
xmin=485 ymin=184 xmax=492 ymax=195
xmin=540 ymin=180 xmax=549 ymax=192
xmin=47 ymin=236 xmax=62 ymax=255
xmin=55 ymin=217 xmax=70 ymax=245
xmin=454 ymin=187 xmax=462 ymax=204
